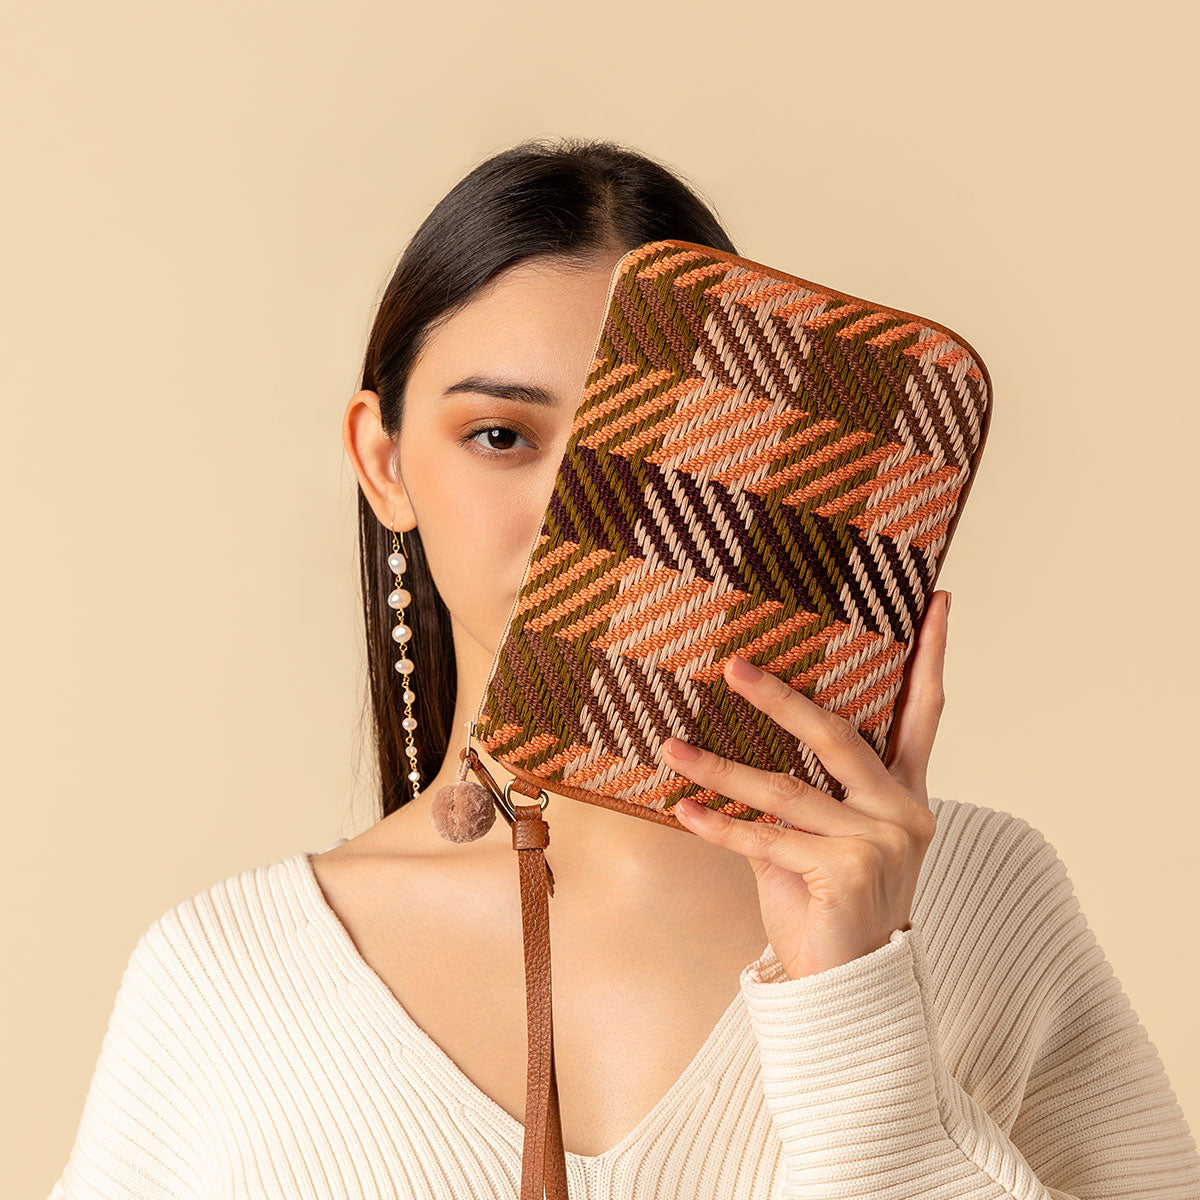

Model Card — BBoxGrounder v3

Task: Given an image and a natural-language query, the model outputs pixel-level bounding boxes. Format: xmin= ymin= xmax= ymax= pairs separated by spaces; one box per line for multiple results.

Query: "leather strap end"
xmin=512 ymin=803 xmax=568 ymax=1199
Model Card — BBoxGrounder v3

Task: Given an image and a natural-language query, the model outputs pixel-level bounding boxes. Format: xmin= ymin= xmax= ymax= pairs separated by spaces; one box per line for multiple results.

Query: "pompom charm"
xmin=430 ymin=737 xmax=497 ymax=843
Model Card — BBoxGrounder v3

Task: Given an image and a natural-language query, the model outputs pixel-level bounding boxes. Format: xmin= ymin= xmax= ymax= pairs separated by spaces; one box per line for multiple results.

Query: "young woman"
xmin=50 ymin=137 xmax=1200 ymax=1199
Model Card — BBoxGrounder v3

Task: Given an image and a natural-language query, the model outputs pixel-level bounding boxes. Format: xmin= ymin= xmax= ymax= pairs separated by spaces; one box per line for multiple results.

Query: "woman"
xmin=49 ymin=137 xmax=1200 ymax=1199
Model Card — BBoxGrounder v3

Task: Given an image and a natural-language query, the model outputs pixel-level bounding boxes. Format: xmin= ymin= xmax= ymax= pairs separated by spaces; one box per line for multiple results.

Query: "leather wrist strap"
xmin=466 ymin=751 xmax=569 ymax=1198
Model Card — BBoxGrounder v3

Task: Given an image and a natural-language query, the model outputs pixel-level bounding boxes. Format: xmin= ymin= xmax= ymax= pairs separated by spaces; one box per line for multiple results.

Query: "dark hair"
xmin=356 ymin=135 xmax=739 ymax=818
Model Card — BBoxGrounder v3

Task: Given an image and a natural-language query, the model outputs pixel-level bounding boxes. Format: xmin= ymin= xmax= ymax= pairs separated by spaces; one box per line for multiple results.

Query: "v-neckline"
xmin=292 ymin=842 xmax=771 ymax=1168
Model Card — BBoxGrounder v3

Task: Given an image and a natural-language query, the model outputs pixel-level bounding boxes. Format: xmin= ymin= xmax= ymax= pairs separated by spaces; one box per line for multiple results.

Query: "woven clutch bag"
xmin=431 ymin=238 xmax=992 ymax=1199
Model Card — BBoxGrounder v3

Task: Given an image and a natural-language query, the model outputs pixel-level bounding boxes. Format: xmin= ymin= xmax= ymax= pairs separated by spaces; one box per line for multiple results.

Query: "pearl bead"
xmin=402 ymin=716 xmax=417 ymax=731
xmin=387 ymin=551 xmax=406 ymax=575
xmin=391 ymin=623 xmax=412 ymax=644
xmin=403 ymin=689 xmax=415 ymax=704
xmin=407 ymin=769 xmax=420 ymax=783
xmin=406 ymin=744 xmax=418 ymax=758
xmin=387 ymin=588 xmax=411 ymax=610
xmin=396 ymin=658 xmax=414 ymax=675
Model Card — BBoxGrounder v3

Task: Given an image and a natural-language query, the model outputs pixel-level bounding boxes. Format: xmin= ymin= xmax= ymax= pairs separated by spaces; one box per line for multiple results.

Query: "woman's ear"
xmin=342 ymin=389 xmax=416 ymax=530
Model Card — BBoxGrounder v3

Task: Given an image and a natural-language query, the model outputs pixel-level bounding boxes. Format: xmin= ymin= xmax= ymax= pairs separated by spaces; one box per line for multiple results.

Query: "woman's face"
xmin=345 ymin=248 xmax=627 ymax=686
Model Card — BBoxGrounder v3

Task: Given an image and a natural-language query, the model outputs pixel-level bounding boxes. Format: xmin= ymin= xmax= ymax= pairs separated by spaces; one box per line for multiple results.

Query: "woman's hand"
xmin=659 ymin=590 xmax=951 ymax=980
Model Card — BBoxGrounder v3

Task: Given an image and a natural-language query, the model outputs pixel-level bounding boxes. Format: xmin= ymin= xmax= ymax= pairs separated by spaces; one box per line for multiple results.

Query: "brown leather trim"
xmin=504 ymin=760 xmax=691 ymax=831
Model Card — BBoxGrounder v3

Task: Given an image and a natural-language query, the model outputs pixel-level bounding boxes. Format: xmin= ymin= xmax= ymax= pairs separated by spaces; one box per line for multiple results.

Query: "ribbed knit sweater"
xmin=48 ymin=794 xmax=1200 ymax=1199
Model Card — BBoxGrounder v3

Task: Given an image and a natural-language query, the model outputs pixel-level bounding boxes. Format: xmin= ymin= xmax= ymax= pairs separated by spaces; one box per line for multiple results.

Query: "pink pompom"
xmin=430 ymin=780 xmax=496 ymax=842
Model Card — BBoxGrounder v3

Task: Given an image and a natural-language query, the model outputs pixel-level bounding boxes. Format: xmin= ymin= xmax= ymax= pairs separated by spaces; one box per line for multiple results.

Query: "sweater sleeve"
xmin=47 ymin=922 xmax=208 ymax=1199
xmin=738 ymin=859 xmax=1200 ymax=1198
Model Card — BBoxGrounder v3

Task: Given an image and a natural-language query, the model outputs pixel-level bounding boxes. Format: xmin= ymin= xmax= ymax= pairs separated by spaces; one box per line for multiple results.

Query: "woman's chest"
xmin=309 ymin=848 xmax=770 ymax=1160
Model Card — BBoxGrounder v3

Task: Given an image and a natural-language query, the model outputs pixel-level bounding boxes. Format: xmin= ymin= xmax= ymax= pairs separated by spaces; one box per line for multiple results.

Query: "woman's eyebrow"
xmin=442 ymin=375 xmax=559 ymax=407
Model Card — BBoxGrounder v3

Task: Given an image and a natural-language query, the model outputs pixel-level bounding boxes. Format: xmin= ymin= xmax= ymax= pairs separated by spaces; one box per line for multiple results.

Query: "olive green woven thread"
xmin=477 ymin=241 xmax=988 ymax=823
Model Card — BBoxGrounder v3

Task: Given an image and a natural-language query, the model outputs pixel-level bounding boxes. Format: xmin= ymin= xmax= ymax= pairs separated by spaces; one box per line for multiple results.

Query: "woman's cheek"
xmin=408 ymin=452 xmax=535 ymax=647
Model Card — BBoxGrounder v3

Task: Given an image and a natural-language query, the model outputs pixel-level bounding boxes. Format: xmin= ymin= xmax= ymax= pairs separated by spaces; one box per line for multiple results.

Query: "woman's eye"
xmin=462 ymin=424 xmax=534 ymax=455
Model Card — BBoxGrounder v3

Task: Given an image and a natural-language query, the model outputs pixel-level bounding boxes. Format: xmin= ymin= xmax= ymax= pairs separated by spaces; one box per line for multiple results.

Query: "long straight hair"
xmin=356 ymin=136 xmax=738 ymax=818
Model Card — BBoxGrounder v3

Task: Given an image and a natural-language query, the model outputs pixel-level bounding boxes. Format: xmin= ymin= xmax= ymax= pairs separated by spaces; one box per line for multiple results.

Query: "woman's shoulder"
xmin=130 ymin=837 xmax=348 ymax=995
xmin=924 ymin=793 xmax=1075 ymax=909
xmin=921 ymin=795 xmax=1088 ymax=981
xmin=927 ymin=792 xmax=1065 ymax=863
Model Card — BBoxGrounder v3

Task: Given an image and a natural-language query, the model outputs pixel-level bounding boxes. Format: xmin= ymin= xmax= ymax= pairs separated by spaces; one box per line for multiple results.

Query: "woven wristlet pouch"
xmin=431 ymin=238 xmax=993 ymax=1199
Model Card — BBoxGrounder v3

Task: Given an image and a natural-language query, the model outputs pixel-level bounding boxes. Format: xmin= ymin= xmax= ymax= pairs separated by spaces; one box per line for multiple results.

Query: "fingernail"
xmin=727 ymin=654 xmax=762 ymax=682
xmin=675 ymin=797 xmax=705 ymax=820
xmin=664 ymin=737 xmax=700 ymax=761
xmin=946 ymin=592 xmax=952 ymax=618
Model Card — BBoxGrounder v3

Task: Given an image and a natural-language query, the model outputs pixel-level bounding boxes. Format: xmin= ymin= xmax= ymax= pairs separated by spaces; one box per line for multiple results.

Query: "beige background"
xmin=6 ymin=0 xmax=1197 ymax=1191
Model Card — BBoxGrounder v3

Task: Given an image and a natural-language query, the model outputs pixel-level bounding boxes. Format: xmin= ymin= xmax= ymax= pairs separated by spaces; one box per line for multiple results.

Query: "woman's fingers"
xmin=718 ymin=652 xmax=906 ymax=821
xmin=659 ymin=736 xmax=870 ymax=839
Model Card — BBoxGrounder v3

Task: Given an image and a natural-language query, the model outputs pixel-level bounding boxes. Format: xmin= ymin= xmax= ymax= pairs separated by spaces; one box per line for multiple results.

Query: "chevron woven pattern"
xmin=473 ymin=239 xmax=991 ymax=825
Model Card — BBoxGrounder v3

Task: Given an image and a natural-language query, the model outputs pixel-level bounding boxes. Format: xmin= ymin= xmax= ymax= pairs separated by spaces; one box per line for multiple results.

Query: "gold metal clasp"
xmin=499 ymin=779 xmax=550 ymax=823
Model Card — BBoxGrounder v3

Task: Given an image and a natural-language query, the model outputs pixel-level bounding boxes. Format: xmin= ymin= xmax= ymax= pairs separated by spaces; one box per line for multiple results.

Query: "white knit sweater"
xmin=47 ymin=795 xmax=1200 ymax=1199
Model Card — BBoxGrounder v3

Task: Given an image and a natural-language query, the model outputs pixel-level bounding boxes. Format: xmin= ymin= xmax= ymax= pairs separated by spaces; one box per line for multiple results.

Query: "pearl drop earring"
xmin=387 ymin=523 xmax=421 ymax=799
